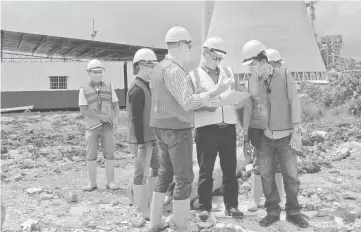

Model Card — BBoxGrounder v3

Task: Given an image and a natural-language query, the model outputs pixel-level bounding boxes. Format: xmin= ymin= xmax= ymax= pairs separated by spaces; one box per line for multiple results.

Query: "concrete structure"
xmin=206 ymin=1 xmax=327 ymax=83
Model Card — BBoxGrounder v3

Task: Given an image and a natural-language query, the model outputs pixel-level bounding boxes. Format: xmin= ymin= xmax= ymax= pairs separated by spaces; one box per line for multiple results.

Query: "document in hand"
xmin=207 ymin=90 xmax=251 ymax=107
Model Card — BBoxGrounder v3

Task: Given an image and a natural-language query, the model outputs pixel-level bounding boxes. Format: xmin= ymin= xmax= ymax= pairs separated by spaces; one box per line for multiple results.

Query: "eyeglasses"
xmin=180 ymin=41 xmax=192 ymax=50
xmin=206 ymin=50 xmax=223 ymax=61
xmin=89 ymin=68 xmax=105 ymax=74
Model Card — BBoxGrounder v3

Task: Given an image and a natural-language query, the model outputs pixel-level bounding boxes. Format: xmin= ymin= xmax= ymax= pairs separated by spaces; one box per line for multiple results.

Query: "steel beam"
xmin=47 ymin=39 xmax=68 ymax=57
xmin=32 ymin=35 xmax=48 ymax=55
xmin=63 ymin=44 xmax=90 ymax=56
xmin=16 ymin=33 xmax=25 ymax=53
xmin=76 ymin=48 xmax=100 ymax=58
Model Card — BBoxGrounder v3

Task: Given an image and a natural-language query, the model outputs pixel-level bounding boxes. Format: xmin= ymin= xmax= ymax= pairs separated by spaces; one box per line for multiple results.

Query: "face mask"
xmin=89 ymin=73 xmax=103 ymax=82
xmin=138 ymin=65 xmax=152 ymax=82
xmin=249 ymin=62 xmax=265 ymax=80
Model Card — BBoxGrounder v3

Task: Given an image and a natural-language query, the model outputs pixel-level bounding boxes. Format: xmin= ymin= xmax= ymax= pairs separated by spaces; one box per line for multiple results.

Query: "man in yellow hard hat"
xmin=149 ymin=26 xmax=232 ymax=231
xmin=79 ymin=59 xmax=120 ymax=191
xmin=241 ymin=40 xmax=308 ymax=228
xmin=246 ymin=48 xmax=286 ymax=212
xmin=126 ymin=48 xmax=160 ymax=220
xmin=188 ymin=37 xmax=244 ymax=221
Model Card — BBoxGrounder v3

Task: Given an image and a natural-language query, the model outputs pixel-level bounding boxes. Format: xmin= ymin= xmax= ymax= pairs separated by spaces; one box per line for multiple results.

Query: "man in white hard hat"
xmin=126 ymin=48 xmax=160 ymax=220
xmin=149 ymin=26 xmax=232 ymax=231
xmin=246 ymin=48 xmax=286 ymax=212
xmin=241 ymin=40 xmax=308 ymax=228
xmin=188 ymin=37 xmax=244 ymax=221
xmin=79 ymin=59 xmax=120 ymax=191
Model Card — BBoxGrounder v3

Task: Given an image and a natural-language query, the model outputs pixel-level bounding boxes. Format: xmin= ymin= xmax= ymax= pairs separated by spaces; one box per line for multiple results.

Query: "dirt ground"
xmin=1 ymin=111 xmax=361 ymax=232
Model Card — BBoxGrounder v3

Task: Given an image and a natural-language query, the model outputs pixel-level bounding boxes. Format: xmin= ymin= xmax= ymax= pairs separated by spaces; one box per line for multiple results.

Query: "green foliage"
xmin=301 ymin=71 xmax=361 ymax=117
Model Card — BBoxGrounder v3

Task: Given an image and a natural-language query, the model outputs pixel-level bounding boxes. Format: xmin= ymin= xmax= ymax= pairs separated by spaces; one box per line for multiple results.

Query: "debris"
xmin=21 ymin=219 xmax=39 ymax=232
xmin=25 ymin=188 xmax=43 ymax=194
xmin=65 ymin=192 xmax=78 ymax=203
xmin=131 ymin=216 xmax=146 ymax=228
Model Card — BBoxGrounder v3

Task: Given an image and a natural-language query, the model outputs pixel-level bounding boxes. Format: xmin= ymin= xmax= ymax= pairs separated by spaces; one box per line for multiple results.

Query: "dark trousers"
xmin=195 ymin=124 xmax=238 ymax=212
xmin=258 ymin=134 xmax=301 ymax=216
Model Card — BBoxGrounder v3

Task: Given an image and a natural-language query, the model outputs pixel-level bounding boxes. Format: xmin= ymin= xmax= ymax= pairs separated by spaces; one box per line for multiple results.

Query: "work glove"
xmin=290 ymin=125 xmax=303 ymax=152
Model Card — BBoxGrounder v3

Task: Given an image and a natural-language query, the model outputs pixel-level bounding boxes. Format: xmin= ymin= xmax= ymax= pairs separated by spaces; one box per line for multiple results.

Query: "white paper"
xmin=207 ymin=90 xmax=251 ymax=107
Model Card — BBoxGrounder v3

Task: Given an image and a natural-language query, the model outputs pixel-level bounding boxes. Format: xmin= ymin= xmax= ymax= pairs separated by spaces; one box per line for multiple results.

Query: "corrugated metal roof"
xmin=1 ymin=30 xmax=168 ymax=61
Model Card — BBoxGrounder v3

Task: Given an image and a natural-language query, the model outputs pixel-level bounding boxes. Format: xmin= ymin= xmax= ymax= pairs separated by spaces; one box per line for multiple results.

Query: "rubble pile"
xmin=1 ymin=111 xmax=361 ymax=232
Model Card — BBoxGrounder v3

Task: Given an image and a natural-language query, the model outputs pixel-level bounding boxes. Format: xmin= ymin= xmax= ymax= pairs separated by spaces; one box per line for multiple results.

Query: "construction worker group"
xmin=79 ymin=26 xmax=309 ymax=231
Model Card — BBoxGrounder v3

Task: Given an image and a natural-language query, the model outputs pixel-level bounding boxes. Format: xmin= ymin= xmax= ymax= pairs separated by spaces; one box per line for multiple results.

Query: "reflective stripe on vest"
xmin=189 ymin=66 xmax=237 ymax=128
xmin=83 ymin=82 xmax=114 ymax=130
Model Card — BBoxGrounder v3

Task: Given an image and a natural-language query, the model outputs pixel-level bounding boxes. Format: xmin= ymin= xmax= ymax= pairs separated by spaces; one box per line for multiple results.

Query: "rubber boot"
xmin=149 ymin=192 xmax=166 ymax=231
xmin=173 ymin=198 xmax=190 ymax=232
xmin=105 ymin=160 xmax=120 ymax=190
xmin=1 ymin=198 xmax=5 ymax=228
xmin=275 ymin=173 xmax=286 ymax=210
xmin=82 ymin=160 xmax=98 ymax=191
xmin=248 ymin=173 xmax=263 ymax=212
xmin=148 ymin=176 xmax=157 ymax=206
xmin=134 ymin=184 xmax=150 ymax=220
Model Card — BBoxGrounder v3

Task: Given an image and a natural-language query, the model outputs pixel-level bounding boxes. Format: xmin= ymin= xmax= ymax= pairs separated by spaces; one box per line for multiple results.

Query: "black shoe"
xmin=198 ymin=210 xmax=210 ymax=222
xmin=259 ymin=214 xmax=280 ymax=227
xmin=225 ymin=207 xmax=244 ymax=219
xmin=286 ymin=214 xmax=309 ymax=228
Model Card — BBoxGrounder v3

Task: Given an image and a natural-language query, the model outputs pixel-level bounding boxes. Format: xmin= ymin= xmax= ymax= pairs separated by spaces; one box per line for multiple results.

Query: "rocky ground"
xmin=1 ymin=111 xmax=361 ymax=232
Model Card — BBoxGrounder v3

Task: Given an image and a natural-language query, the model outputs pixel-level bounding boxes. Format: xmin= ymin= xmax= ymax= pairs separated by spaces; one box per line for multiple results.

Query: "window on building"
xmin=49 ymin=76 xmax=68 ymax=89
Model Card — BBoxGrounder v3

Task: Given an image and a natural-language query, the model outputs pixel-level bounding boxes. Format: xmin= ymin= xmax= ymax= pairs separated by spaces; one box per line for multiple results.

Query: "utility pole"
xmin=91 ymin=18 xmax=97 ymax=40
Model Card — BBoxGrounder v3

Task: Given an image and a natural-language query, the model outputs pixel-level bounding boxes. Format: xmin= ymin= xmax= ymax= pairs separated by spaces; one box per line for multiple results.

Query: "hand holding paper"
xmin=207 ymin=90 xmax=251 ymax=107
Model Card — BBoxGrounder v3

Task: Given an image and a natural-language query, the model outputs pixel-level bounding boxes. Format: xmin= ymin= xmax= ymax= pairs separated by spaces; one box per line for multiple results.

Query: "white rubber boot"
xmin=82 ymin=160 xmax=98 ymax=191
xmin=173 ymin=198 xmax=190 ymax=232
xmin=275 ymin=173 xmax=286 ymax=210
xmin=150 ymin=192 xmax=166 ymax=230
xmin=148 ymin=176 xmax=157 ymax=206
xmin=133 ymin=184 xmax=150 ymax=219
xmin=247 ymin=173 xmax=263 ymax=212
xmin=105 ymin=160 xmax=120 ymax=190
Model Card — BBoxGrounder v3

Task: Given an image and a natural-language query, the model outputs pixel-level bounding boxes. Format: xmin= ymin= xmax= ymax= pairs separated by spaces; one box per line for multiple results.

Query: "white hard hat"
xmin=242 ymin=40 xmax=267 ymax=66
xmin=203 ymin=37 xmax=227 ymax=56
xmin=87 ymin=59 xmax=104 ymax=70
xmin=165 ymin=26 xmax=191 ymax=43
xmin=265 ymin=48 xmax=285 ymax=64
xmin=133 ymin=48 xmax=157 ymax=64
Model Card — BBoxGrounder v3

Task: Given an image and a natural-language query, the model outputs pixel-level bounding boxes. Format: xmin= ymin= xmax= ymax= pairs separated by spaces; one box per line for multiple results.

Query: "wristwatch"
xmin=138 ymin=144 xmax=145 ymax=149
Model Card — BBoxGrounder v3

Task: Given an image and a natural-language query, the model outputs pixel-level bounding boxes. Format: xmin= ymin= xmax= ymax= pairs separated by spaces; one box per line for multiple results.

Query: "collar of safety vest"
xmin=262 ymin=65 xmax=275 ymax=83
xmin=136 ymin=76 xmax=150 ymax=87
xmin=89 ymin=80 xmax=103 ymax=88
xmin=201 ymin=63 xmax=220 ymax=76
xmin=165 ymin=54 xmax=184 ymax=69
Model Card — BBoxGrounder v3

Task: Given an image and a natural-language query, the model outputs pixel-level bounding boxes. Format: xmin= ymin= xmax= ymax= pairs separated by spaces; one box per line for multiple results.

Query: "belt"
xmin=213 ymin=123 xmax=228 ymax=128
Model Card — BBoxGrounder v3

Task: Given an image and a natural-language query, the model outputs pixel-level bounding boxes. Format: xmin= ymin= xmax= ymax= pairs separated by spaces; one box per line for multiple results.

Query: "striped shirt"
xmin=150 ymin=55 xmax=211 ymax=129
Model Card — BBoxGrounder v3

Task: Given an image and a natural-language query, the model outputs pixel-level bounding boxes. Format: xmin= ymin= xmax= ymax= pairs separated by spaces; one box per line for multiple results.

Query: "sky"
xmin=1 ymin=1 xmax=361 ymax=60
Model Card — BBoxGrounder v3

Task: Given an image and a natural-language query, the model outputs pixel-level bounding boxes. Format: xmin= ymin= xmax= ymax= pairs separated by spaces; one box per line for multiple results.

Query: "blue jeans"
xmin=258 ymin=134 xmax=301 ymax=216
xmin=153 ymin=128 xmax=194 ymax=201
xmin=128 ymin=140 xmax=160 ymax=185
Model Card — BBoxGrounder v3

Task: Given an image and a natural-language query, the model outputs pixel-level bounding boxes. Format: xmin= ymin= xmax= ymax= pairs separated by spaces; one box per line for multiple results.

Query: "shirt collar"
xmin=201 ymin=63 xmax=220 ymax=75
xmin=165 ymin=54 xmax=184 ymax=69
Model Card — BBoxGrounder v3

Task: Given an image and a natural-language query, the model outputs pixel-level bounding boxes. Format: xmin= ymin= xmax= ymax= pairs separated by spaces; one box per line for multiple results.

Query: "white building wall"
xmin=1 ymin=61 xmax=137 ymax=92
